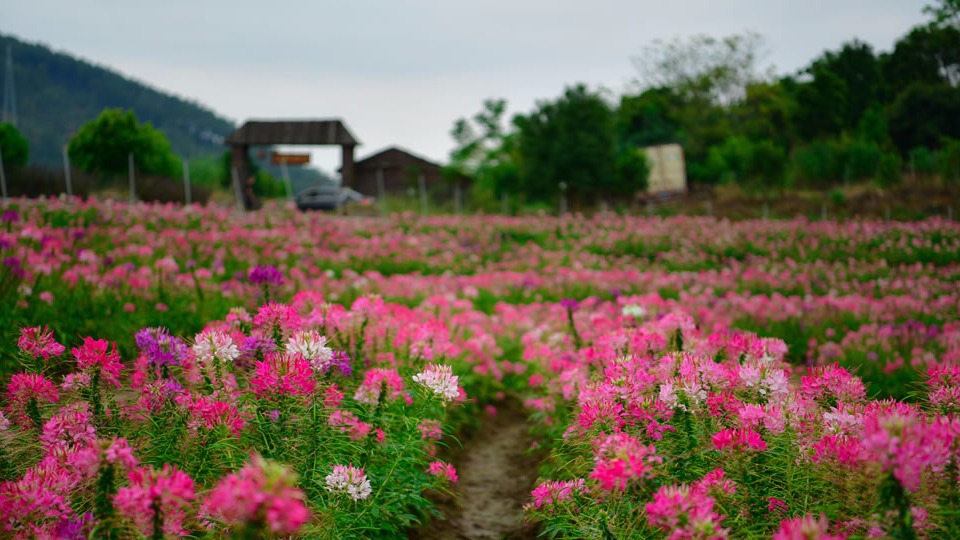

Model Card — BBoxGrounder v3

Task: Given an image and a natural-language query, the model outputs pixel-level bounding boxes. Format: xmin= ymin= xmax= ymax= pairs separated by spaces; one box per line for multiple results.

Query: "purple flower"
xmin=329 ymin=350 xmax=353 ymax=378
xmin=237 ymin=334 xmax=277 ymax=368
xmin=54 ymin=513 xmax=92 ymax=539
xmin=560 ymin=298 xmax=580 ymax=312
xmin=1 ymin=210 xmax=18 ymax=223
xmin=2 ymin=257 xmax=24 ymax=279
xmin=134 ymin=327 xmax=187 ymax=367
xmin=249 ymin=264 xmax=284 ymax=286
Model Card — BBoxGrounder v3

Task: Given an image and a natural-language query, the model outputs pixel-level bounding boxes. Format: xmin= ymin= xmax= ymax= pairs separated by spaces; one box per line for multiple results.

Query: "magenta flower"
xmin=71 ymin=337 xmax=123 ymax=387
xmin=203 ymin=455 xmax=309 ymax=535
xmin=711 ymin=428 xmax=768 ymax=452
xmin=426 ymin=461 xmax=458 ymax=484
xmin=249 ymin=352 xmax=314 ymax=398
xmin=525 ymin=479 xmax=587 ymax=510
xmin=5 ymin=372 xmax=60 ymax=428
xmin=248 ymin=264 xmax=284 ymax=286
xmin=589 ymin=432 xmax=660 ymax=491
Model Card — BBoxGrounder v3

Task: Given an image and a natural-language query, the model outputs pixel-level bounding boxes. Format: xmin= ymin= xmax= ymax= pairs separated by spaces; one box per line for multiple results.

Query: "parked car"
xmin=295 ymin=186 xmax=373 ymax=212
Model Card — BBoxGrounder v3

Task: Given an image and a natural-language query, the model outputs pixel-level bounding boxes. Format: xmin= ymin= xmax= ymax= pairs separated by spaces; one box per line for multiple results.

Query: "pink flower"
xmin=114 ymin=464 xmax=195 ymax=537
xmin=525 ymin=479 xmax=587 ymax=510
xmin=328 ymin=409 xmax=373 ymax=440
xmin=40 ymin=403 xmax=96 ymax=455
xmin=801 ymin=364 xmax=866 ymax=405
xmin=412 ymin=364 xmax=460 ymax=404
xmin=71 ymin=337 xmax=123 ymax=387
xmin=324 ymin=384 xmax=344 ymax=408
xmin=203 ymin=455 xmax=309 ymax=534
xmin=5 ymin=372 xmax=60 ymax=428
xmin=17 ymin=326 xmax=65 ymax=359
xmin=773 ymin=514 xmax=846 ymax=540
xmin=712 ymin=428 xmax=767 ymax=452
xmin=354 ymin=368 xmax=409 ymax=406
xmin=176 ymin=394 xmax=247 ymax=437
xmin=589 ymin=433 xmax=660 ymax=491
xmin=646 ymin=482 xmax=728 ymax=540
xmin=426 ymin=461 xmax=458 ymax=483
xmin=249 ymin=353 xmax=314 ymax=398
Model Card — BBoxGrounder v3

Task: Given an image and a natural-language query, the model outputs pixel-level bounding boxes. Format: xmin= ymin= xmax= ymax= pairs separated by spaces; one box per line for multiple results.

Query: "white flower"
xmin=192 ymin=330 xmax=240 ymax=365
xmin=621 ymin=304 xmax=647 ymax=318
xmin=286 ymin=330 xmax=333 ymax=373
xmin=412 ymin=364 xmax=460 ymax=404
xmin=325 ymin=465 xmax=372 ymax=501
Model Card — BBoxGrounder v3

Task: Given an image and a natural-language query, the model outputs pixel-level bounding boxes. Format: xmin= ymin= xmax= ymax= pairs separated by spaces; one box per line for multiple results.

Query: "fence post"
xmin=885 ymin=206 xmax=891 ymax=222
xmin=454 ymin=184 xmax=462 ymax=215
xmin=501 ymin=192 xmax=508 ymax=216
xmin=231 ymin=167 xmax=245 ymax=212
xmin=376 ymin=167 xmax=386 ymax=217
xmin=559 ymin=182 xmax=568 ymax=216
xmin=62 ymin=146 xmax=73 ymax=198
xmin=821 ymin=203 xmax=827 ymax=221
xmin=418 ymin=174 xmax=428 ymax=217
xmin=0 ymin=144 xmax=7 ymax=202
xmin=128 ymin=152 xmax=136 ymax=204
xmin=182 ymin=158 xmax=192 ymax=206
xmin=762 ymin=202 xmax=769 ymax=220
xmin=281 ymin=161 xmax=293 ymax=202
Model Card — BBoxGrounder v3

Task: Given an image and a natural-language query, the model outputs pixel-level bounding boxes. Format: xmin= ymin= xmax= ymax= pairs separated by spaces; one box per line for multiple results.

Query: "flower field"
xmin=1 ymin=198 xmax=959 ymax=538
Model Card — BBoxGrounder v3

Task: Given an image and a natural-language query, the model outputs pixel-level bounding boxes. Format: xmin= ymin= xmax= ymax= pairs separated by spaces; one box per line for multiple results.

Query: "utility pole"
xmin=2 ymin=45 xmax=17 ymax=126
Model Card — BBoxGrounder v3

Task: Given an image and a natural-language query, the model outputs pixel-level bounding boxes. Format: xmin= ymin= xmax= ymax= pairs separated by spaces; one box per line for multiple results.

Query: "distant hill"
xmin=0 ymin=32 xmax=236 ymax=168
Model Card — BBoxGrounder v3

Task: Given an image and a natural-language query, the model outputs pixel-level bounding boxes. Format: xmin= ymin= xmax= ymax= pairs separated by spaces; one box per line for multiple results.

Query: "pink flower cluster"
xmin=203 ymin=456 xmax=309 ymax=535
xmin=426 ymin=461 xmax=458 ymax=484
xmin=114 ymin=464 xmax=195 ymax=537
xmin=17 ymin=326 xmax=65 ymax=360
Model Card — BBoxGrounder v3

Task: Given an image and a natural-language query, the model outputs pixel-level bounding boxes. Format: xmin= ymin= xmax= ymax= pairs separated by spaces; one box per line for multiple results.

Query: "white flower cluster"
xmin=412 ymin=364 xmax=460 ymax=405
xmin=192 ymin=330 xmax=240 ymax=365
xmin=621 ymin=304 xmax=647 ymax=319
xmin=286 ymin=330 xmax=334 ymax=373
xmin=325 ymin=465 xmax=372 ymax=501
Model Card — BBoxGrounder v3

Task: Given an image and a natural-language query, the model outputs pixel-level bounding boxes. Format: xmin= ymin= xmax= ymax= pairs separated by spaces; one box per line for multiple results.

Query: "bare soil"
xmin=410 ymin=403 xmax=541 ymax=540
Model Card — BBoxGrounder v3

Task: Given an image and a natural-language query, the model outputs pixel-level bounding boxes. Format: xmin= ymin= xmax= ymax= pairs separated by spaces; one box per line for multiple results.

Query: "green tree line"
xmin=449 ymin=0 xmax=960 ymax=205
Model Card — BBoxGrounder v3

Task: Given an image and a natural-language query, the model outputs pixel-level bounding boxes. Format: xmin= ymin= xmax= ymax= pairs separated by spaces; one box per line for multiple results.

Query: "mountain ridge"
xmin=0 ymin=31 xmax=237 ymax=168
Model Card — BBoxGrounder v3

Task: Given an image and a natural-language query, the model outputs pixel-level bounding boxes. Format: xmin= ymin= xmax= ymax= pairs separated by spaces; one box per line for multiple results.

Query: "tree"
xmin=888 ymin=83 xmax=960 ymax=151
xmin=882 ymin=24 xmax=960 ymax=88
xmin=0 ymin=123 xmax=28 ymax=169
xmin=632 ymin=31 xmax=771 ymax=105
xmin=514 ymin=84 xmax=642 ymax=204
xmin=797 ymin=40 xmax=885 ymax=137
xmin=447 ymin=98 xmax=521 ymax=201
xmin=616 ymin=88 xmax=684 ymax=148
xmin=67 ymin=109 xmax=179 ymax=180
xmin=925 ymin=0 xmax=960 ymax=28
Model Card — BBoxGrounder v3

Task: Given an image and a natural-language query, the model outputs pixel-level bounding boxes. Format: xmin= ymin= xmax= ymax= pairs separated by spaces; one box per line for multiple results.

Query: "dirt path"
xmin=411 ymin=403 xmax=541 ymax=540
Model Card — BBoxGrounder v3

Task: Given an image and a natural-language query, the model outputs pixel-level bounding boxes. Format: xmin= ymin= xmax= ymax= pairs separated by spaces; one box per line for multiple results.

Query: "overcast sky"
xmin=5 ymin=0 xmax=930 ymax=174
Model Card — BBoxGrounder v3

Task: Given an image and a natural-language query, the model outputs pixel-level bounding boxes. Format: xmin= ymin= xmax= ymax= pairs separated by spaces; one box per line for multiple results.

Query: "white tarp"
xmin=642 ymin=144 xmax=687 ymax=194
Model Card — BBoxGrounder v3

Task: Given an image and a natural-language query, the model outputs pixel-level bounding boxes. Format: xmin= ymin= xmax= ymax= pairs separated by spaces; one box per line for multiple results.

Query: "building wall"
xmin=352 ymin=150 xmax=460 ymax=197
